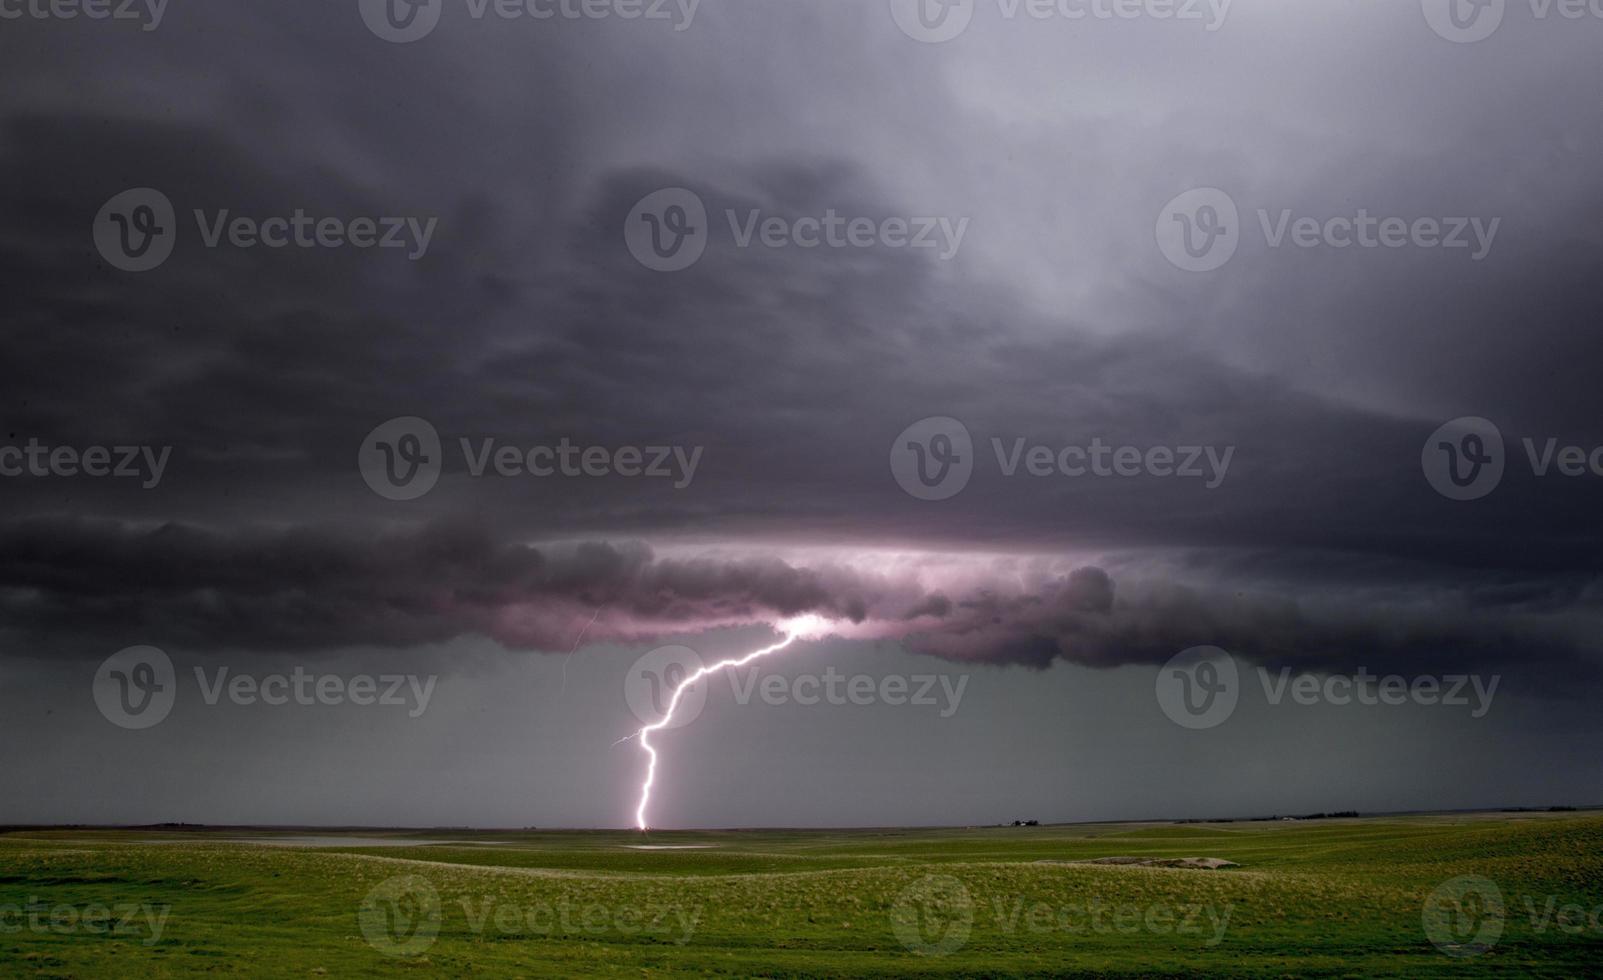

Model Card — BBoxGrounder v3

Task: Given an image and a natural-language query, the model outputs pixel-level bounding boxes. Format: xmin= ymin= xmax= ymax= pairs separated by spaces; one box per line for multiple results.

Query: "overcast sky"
xmin=1 ymin=1 xmax=1599 ymax=827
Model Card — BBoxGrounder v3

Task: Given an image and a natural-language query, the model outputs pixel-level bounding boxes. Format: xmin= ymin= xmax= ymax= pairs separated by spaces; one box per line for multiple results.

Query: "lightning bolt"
xmin=625 ymin=616 xmax=828 ymax=830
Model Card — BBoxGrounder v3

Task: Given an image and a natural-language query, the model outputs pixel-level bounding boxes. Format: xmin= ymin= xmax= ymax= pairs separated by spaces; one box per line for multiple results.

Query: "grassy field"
xmin=2 ymin=811 xmax=1600 ymax=977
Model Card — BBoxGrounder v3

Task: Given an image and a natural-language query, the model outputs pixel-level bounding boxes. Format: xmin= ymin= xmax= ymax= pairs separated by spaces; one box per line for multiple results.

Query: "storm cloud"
xmin=2 ymin=519 xmax=1596 ymax=701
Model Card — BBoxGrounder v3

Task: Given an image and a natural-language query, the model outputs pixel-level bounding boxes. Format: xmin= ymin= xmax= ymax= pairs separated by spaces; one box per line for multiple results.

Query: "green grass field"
xmin=3 ymin=812 xmax=1600 ymax=977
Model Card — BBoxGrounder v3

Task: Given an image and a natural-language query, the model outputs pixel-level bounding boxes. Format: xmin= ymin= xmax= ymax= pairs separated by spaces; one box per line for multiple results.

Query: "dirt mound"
xmin=1039 ymin=856 xmax=1239 ymax=870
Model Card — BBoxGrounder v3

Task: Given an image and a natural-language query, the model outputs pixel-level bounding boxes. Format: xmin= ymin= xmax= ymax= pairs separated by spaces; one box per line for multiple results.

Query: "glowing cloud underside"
xmin=627 ymin=615 xmax=830 ymax=831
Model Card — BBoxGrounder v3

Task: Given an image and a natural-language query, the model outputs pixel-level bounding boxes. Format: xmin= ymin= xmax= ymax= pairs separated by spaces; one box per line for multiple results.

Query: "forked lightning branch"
xmin=619 ymin=617 xmax=832 ymax=830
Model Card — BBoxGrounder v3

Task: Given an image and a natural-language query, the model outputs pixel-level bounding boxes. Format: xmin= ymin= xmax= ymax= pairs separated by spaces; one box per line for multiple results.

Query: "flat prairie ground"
xmin=2 ymin=811 xmax=1601 ymax=977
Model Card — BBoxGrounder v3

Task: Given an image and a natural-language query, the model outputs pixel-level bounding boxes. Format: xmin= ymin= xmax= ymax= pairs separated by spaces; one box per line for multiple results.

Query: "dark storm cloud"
xmin=0 ymin=111 xmax=1592 ymax=570
xmin=0 ymin=2 xmax=1600 ymax=689
xmin=2 ymin=518 xmax=1597 ymax=699
xmin=0 ymin=518 xmax=856 ymax=655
